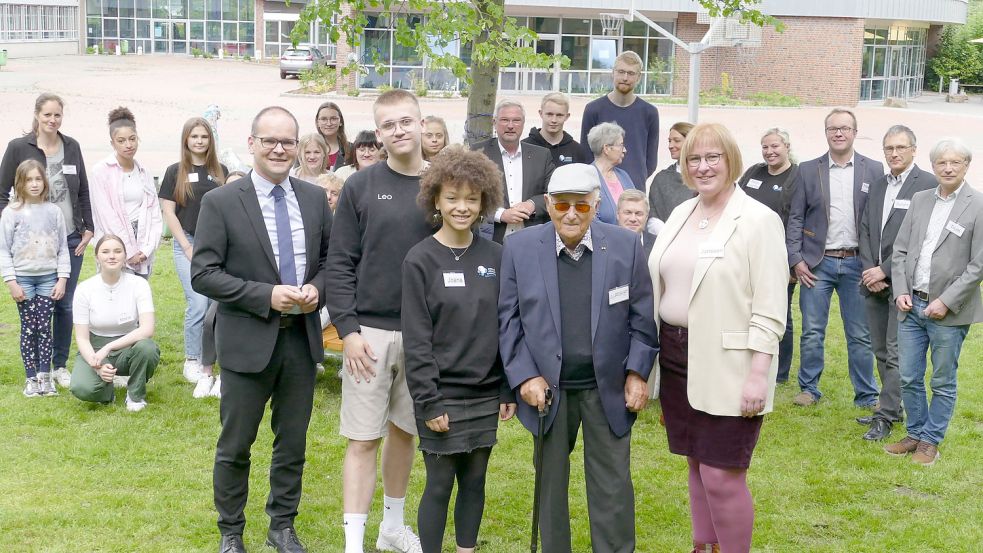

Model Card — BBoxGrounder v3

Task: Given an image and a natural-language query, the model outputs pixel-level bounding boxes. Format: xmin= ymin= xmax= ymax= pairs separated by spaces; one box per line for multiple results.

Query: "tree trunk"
xmin=463 ymin=0 xmax=502 ymax=146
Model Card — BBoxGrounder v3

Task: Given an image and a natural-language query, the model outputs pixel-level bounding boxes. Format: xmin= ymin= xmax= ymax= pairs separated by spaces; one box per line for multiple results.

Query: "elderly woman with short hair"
xmin=587 ymin=122 xmax=636 ymax=224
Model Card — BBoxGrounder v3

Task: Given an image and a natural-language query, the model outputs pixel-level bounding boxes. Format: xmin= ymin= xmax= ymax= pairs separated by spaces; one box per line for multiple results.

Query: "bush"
xmin=203 ymin=51 xmax=214 ymax=59
xmin=300 ymin=64 xmax=337 ymax=94
xmin=86 ymin=46 xmax=97 ymax=55
xmin=191 ymin=47 xmax=202 ymax=58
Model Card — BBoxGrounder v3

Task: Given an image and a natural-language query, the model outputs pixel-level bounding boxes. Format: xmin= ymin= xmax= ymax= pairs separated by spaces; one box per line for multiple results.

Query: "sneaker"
xmin=37 ymin=372 xmax=59 ymax=396
xmin=183 ymin=359 xmax=203 ymax=383
xmin=315 ymin=362 xmax=325 ymax=376
xmin=884 ymin=436 xmax=920 ymax=456
xmin=23 ymin=377 xmax=42 ymax=398
xmin=912 ymin=442 xmax=940 ymax=466
xmin=113 ymin=375 xmax=130 ymax=388
xmin=792 ymin=391 xmax=818 ymax=406
xmin=52 ymin=366 xmax=72 ymax=387
xmin=209 ymin=375 xmax=222 ymax=398
xmin=125 ymin=395 xmax=148 ymax=413
xmin=376 ymin=525 xmax=422 ymax=553
xmin=193 ymin=375 xmax=216 ymax=399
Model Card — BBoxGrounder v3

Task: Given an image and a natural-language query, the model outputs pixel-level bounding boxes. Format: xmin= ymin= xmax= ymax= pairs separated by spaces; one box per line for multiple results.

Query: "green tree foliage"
xmin=928 ymin=1 xmax=983 ymax=87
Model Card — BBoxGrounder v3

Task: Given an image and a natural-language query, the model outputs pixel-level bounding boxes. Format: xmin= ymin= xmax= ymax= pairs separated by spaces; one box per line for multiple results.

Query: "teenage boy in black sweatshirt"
xmin=326 ymin=89 xmax=432 ymax=553
xmin=522 ymin=92 xmax=584 ymax=167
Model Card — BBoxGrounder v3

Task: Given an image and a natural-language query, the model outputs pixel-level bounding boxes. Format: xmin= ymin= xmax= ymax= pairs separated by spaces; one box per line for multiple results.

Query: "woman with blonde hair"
xmin=292 ymin=133 xmax=330 ymax=182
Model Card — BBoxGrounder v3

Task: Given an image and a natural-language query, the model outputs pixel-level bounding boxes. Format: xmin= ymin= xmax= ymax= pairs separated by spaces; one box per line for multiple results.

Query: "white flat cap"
xmin=547 ymin=163 xmax=600 ymax=195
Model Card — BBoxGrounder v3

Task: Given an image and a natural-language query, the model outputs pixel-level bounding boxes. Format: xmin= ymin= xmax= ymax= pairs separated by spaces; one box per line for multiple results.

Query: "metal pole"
xmin=688 ymin=43 xmax=701 ymax=123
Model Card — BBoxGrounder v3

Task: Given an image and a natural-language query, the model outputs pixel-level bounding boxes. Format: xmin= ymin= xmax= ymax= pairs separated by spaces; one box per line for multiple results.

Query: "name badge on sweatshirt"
xmin=698 ymin=244 xmax=725 ymax=259
xmin=443 ymin=272 xmax=466 ymax=287
xmin=893 ymin=199 xmax=911 ymax=210
xmin=63 ymin=164 xmax=77 ymax=175
xmin=945 ymin=220 xmax=965 ymax=237
xmin=861 ymin=182 xmax=870 ymax=193
xmin=609 ymin=285 xmax=629 ymax=305
xmin=188 ymin=172 xmax=200 ymax=183
xmin=746 ymin=179 xmax=762 ymax=190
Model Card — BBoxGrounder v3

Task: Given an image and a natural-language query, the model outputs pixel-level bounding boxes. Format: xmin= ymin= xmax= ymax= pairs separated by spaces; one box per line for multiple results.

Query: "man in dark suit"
xmin=498 ymin=163 xmax=659 ymax=553
xmin=192 ymin=106 xmax=331 ymax=553
xmin=857 ymin=125 xmax=936 ymax=441
xmin=786 ymin=108 xmax=883 ymax=409
xmin=615 ymin=188 xmax=657 ymax=256
xmin=472 ymin=99 xmax=555 ymax=243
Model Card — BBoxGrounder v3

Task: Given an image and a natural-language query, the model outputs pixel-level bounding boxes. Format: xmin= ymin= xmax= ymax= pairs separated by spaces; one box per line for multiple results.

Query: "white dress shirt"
xmin=494 ymin=142 xmax=525 ymax=237
xmin=252 ymin=171 xmax=307 ymax=287
xmin=913 ymin=182 xmax=965 ymax=292
xmin=826 ymin=154 xmax=858 ymax=249
xmin=881 ymin=163 xmax=914 ymax=231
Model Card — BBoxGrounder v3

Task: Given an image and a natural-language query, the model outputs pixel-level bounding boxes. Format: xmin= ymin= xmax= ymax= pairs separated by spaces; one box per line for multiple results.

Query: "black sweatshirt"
xmin=401 ymin=236 xmax=513 ymax=421
xmin=324 ymin=162 xmax=435 ymax=337
xmin=523 ymin=127 xmax=585 ymax=167
xmin=158 ymin=162 xmax=228 ymax=235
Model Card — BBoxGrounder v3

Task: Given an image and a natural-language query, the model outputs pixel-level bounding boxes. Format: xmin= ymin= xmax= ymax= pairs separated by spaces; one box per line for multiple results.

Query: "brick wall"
xmin=334 ymin=3 xmax=358 ymax=93
xmin=672 ymin=14 xmax=865 ymax=106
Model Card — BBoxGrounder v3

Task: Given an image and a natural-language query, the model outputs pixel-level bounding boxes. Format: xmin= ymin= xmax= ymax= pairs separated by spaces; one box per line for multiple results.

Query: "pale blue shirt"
xmin=251 ymin=171 xmax=306 ymax=286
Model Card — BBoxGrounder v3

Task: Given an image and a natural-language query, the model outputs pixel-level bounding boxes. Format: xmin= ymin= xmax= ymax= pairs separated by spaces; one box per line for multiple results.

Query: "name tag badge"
xmin=443 ymin=271 xmax=466 ymax=287
xmin=861 ymin=182 xmax=870 ymax=193
xmin=698 ymin=244 xmax=725 ymax=259
xmin=188 ymin=172 xmax=200 ymax=183
xmin=608 ymin=285 xmax=629 ymax=305
xmin=746 ymin=179 xmax=762 ymax=190
xmin=118 ymin=311 xmax=135 ymax=325
xmin=893 ymin=199 xmax=911 ymax=210
xmin=945 ymin=220 xmax=966 ymax=237
xmin=63 ymin=164 xmax=77 ymax=175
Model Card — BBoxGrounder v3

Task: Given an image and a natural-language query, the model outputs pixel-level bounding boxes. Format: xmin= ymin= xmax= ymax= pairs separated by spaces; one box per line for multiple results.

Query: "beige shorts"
xmin=339 ymin=325 xmax=417 ymax=440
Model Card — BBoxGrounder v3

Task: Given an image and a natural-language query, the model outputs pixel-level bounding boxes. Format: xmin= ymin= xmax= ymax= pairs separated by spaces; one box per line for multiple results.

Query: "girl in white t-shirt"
xmin=69 ymin=234 xmax=160 ymax=412
xmin=0 ymin=160 xmax=70 ymax=397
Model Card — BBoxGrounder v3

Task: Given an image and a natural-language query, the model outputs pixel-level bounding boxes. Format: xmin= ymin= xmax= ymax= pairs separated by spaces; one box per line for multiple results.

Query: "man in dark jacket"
xmin=523 ymin=92 xmax=584 ymax=167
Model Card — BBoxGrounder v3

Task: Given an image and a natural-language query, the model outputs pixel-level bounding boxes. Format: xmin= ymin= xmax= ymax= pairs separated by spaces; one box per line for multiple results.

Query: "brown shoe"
xmin=912 ymin=442 xmax=940 ymax=466
xmin=692 ymin=543 xmax=720 ymax=553
xmin=792 ymin=391 xmax=818 ymax=406
xmin=884 ymin=436 xmax=920 ymax=456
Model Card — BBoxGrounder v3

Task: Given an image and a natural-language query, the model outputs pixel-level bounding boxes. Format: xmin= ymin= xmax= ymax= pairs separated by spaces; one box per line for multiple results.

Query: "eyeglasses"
xmin=317 ymin=116 xmax=341 ymax=124
xmin=606 ymin=143 xmax=627 ymax=151
xmin=825 ymin=126 xmax=855 ymax=135
xmin=883 ymin=145 xmax=912 ymax=154
xmin=378 ymin=117 xmax=418 ymax=133
xmin=552 ymin=201 xmax=593 ymax=213
xmin=685 ymin=152 xmax=726 ymax=168
xmin=614 ymin=69 xmax=639 ymax=78
xmin=933 ymin=159 xmax=967 ymax=169
xmin=252 ymin=136 xmax=299 ymax=151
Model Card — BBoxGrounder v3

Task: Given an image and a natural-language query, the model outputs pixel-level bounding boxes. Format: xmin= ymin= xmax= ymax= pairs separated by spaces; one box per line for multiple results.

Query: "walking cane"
xmin=531 ymin=388 xmax=553 ymax=553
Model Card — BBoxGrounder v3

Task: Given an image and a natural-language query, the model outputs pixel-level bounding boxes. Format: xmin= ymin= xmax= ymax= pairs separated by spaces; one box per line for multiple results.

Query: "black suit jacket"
xmin=191 ymin=174 xmax=331 ymax=372
xmin=858 ymin=165 xmax=937 ymax=297
xmin=472 ymin=138 xmax=555 ymax=243
xmin=641 ymin=230 xmax=657 ymax=257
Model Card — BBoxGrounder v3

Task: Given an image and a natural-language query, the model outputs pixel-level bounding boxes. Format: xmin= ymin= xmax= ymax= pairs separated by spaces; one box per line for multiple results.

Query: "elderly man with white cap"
xmin=498 ymin=163 xmax=659 ymax=553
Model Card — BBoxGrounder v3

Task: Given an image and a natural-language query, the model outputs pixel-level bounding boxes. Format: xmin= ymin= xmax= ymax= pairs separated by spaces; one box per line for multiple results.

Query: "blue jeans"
xmin=898 ymin=296 xmax=969 ymax=446
xmin=797 ymin=255 xmax=878 ymax=406
xmin=173 ymin=231 xmax=211 ymax=359
xmin=53 ymin=231 xmax=84 ymax=369
xmin=777 ymin=282 xmax=796 ymax=383
xmin=16 ymin=273 xmax=57 ymax=299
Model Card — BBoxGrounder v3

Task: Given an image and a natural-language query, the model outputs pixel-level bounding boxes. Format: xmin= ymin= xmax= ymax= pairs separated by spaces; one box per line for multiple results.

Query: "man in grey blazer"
xmin=472 ymin=99 xmax=555 ymax=243
xmin=786 ymin=108 xmax=883 ymax=408
xmin=885 ymin=137 xmax=983 ymax=466
xmin=857 ymin=125 xmax=937 ymax=441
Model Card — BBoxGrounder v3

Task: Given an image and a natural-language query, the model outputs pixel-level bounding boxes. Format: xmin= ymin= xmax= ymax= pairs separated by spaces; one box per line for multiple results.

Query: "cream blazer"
xmin=648 ymin=186 xmax=788 ymax=416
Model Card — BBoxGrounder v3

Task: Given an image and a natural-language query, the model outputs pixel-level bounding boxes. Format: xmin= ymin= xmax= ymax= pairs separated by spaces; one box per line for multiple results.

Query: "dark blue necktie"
xmin=271 ymin=185 xmax=297 ymax=286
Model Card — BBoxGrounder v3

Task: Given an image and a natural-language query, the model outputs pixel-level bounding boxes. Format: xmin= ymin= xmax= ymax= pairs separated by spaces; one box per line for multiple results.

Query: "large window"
xmin=263 ymin=16 xmax=336 ymax=60
xmin=860 ymin=25 xmax=926 ymax=101
xmin=1 ymin=4 xmax=78 ymax=41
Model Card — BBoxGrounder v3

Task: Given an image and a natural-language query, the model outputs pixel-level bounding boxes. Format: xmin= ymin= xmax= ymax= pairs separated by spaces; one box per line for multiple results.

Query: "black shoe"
xmin=863 ymin=418 xmax=893 ymax=441
xmin=856 ymin=415 xmax=874 ymax=426
xmin=219 ymin=534 xmax=247 ymax=553
xmin=266 ymin=527 xmax=307 ymax=553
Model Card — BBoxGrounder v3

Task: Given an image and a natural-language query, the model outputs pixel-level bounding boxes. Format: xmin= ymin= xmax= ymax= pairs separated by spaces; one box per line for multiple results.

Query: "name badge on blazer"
xmin=861 ymin=182 xmax=870 ymax=193
xmin=63 ymin=164 xmax=77 ymax=175
xmin=893 ymin=199 xmax=911 ymax=210
xmin=746 ymin=179 xmax=762 ymax=190
xmin=698 ymin=244 xmax=725 ymax=259
xmin=945 ymin=221 xmax=965 ymax=237
xmin=443 ymin=272 xmax=466 ymax=287
xmin=188 ymin=172 xmax=200 ymax=183
xmin=609 ymin=285 xmax=629 ymax=305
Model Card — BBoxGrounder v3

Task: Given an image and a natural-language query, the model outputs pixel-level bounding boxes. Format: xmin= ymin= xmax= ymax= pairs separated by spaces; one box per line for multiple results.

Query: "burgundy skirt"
xmin=658 ymin=322 xmax=763 ymax=469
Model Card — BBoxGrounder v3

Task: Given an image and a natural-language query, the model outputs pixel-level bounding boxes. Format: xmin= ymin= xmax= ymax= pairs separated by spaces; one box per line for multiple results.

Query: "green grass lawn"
xmin=0 ymin=241 xmax=980 ymax=552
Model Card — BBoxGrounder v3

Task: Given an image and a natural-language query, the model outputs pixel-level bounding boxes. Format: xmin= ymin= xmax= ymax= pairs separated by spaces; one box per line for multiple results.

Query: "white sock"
xmin=343 ymin=513 xmax=367 ymax=553
xmin=381 ymin=495 xmax=406 ymax=532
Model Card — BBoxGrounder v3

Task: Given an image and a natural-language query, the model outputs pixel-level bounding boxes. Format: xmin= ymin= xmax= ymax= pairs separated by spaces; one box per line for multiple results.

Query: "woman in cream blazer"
xmin=647 ymin=123 xmax=788 ymax=553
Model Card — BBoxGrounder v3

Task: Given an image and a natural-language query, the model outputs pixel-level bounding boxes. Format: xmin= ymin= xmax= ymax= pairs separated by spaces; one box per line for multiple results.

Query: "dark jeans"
xmin=53 ymin=231 xmax=84 ymax=369
xmin=777 ymin=282 xmax=796 ymax=383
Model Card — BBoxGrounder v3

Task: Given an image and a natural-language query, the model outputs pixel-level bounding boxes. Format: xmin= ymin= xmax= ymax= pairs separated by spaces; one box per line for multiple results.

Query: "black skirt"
xmin=658 ymin=322 xmax=763 ymax=469
xmin=416 ymin=395 xmax=500 ymax=455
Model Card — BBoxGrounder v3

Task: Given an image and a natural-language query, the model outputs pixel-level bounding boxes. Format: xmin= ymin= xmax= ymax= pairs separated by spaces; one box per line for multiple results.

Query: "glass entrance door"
xmin=171 ymin=21 xmax=188 ymax=54
xmin=153 ymin=21 xmax=169 ymax=53
xmin=527 ymin=36 xmax=559 ymax=91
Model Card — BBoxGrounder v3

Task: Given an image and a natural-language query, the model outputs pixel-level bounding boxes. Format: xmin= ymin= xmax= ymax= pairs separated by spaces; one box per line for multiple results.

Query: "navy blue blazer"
xmin=498 ymin=221 xmax=659 ymax=437
xmin=786 ymin=152 xmax=884 ymax=269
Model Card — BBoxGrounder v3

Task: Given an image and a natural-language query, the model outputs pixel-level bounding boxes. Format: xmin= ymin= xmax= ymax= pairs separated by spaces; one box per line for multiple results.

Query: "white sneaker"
xmin=315 ymin=362 xmax=325 ymax=376
xmin=125 ymin=395 xmax=147 ymax=412
xmin=113 ymin=375 xmax=130 ymax=388
xmin=209 ymin=375 xmax=222 ymax=398
xmin=52 ymin=367 xmax=72 ymax=387
xmin=23 ymin=377 xmax=42 ymax=398
xmin=193 ymin=375 xmax=215 ymax=398
xmin=183 ymin=359 xmax=203 ymax=383
xmin=37 ymin=372 xmax=59 ymax=396
xmin=376 ymin=526 xmax=422 ymax=553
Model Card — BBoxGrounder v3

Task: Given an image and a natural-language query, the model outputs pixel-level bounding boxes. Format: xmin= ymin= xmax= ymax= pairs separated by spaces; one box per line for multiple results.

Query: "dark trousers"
xmin=213 ymin=324 xmax=316 ymax=535
xmin=52 ymin=231 xmax=84 ymax=368
xmin=865 ymin=292 xmax=903 ymax=422
xmin=539 ymin=388 xmax=635 ymax=553
xmin=777 ymin=282 xmax=796 ymax=382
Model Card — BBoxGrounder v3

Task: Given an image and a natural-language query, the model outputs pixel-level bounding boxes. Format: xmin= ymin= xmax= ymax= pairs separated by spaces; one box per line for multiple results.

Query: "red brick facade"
xmin=672 ymin=14 xmax=865 ymax=106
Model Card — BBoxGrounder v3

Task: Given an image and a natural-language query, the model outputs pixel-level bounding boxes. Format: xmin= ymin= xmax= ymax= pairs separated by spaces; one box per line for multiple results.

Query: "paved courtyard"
xmin=2 ymin=54 xmax=982 ymax=188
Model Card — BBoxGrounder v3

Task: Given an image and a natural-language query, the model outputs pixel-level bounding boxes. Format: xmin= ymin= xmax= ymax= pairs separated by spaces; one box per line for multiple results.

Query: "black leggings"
xmin=418 ymin=447 xmax=492 ymax=552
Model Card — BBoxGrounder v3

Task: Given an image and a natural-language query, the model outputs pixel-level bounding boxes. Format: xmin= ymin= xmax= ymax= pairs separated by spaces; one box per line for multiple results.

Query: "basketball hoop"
xmin=599 ymin=13 xmax=625 ymax=36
